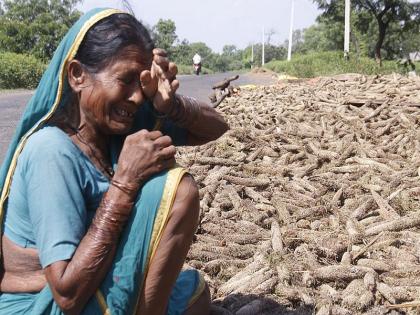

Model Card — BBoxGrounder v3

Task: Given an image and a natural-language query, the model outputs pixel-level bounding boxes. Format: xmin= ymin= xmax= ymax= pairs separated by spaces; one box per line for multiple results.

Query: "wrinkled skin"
xmin=1 ymin=46 xmax=227 ymax=314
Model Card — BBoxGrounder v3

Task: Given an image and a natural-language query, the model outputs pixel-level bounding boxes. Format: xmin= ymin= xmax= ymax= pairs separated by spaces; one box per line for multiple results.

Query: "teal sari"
xmin=0 ymin=8 xmax=204 ymax=315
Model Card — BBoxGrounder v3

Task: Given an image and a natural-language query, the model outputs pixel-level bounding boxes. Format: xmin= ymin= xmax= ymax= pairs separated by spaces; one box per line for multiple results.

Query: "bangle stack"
xmin=89 ymin=194 xmax=134 ymax=242
xmin=110 ymin=178 xmax=140 ymax=196
xmin=152 ymin=95 xmax=202 ymax=128
xmin=152 ymin=95 xmax=181 ymax=119
xmin=169 ymin=95 xmax=201 ymax=127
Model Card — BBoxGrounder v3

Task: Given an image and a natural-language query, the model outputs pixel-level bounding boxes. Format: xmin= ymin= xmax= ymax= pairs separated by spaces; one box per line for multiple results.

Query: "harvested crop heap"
xmin=177 ymin=74 xmax=420 ymax=315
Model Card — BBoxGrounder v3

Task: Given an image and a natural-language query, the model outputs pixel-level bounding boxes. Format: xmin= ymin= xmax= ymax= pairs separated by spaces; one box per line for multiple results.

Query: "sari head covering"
xmin=0 ymin=8 xmax=204 ymax=315
xmin=0 ymin=8 xmax=126 ymax=223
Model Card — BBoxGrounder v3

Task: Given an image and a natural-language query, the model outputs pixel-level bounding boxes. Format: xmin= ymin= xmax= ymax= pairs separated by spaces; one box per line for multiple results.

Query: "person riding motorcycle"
xmin=192 ymin=53 xmax=202 ymax=75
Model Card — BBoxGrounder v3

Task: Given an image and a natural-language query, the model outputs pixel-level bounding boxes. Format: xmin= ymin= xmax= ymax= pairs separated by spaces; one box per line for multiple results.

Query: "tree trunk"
xmin=350 ymin=31 xmax=360 ymax=60
xmin=375 ymin=18 xmax=388 ymax=67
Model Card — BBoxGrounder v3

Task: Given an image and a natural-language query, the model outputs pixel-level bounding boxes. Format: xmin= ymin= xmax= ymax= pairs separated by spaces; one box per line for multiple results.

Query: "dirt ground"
xmin=177 ymin=74 xmax=420 ymax=315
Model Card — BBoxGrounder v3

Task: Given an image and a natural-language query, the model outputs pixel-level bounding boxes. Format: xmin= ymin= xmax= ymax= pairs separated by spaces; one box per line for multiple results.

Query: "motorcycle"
xmin=193 ymin=62 xmax=201 ymax=75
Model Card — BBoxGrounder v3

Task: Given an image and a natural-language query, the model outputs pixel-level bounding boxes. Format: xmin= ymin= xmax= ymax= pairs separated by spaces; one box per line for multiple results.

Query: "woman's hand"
xmin=140 ymin=48 xmax=179 ymax=114
xmin=114 ymin=129 xmax=176 ymax=190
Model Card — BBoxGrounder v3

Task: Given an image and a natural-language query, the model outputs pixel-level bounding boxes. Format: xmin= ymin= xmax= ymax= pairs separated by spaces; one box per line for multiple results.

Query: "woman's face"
xmin=78 ymin=45 xmax=152 ymax=135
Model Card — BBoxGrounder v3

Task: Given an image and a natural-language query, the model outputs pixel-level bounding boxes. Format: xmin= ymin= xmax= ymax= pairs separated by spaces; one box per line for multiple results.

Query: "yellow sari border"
xmin=147 ymin=166 xmax=187 ymax=263
xmin=0 ymin=10 xmax=188 ymax=314
xmin=96 ymin=167 xmax=187 ymax=315
xmin=0 ymin=9 xmax=126 ymax=315
xmin=187 ymin=272 xmax=206 ymax=308
xmin=95 ymin=290 xmax=112 ymax=315
xmin=0 ymin=8 xmax=124 ymax=219
xmin=132 ymin=166 xmax=187 ymax=315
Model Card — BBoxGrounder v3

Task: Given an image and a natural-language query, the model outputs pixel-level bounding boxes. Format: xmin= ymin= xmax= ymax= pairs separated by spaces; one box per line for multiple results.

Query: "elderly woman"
xmin=0 ymin=8 xmax=228 ymax=315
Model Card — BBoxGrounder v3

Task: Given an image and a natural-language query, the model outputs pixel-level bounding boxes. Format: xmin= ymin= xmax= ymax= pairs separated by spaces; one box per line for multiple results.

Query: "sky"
xmin=78 ymin=0 xmax=321 ymax=53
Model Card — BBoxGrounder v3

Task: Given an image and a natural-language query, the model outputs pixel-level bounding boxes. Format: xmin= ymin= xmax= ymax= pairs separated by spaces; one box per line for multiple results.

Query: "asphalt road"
xmin=0 ymin=72 xmax=277 ymax=164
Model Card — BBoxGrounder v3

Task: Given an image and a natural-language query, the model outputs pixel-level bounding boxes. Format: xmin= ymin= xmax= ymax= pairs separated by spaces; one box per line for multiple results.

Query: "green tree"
xmin=171 ymin=39 xmax=193 ymax=66
xmin=313 ymin=0 xmax=420 ymax=64
xmin=299 ymin=23 xmax=342 ymax=53
xmin=212 ymin=54 xmax=230 ymax=72
xmin=283 ymin=29 xmax=308 ymax=53
xmin=152 ymin=19 xmax=177 ymax=53
xmin=0 ymin=0 xmax=81 ymax=60
xmin=149 ymin=18 xmax=271 ymax=73
xmin=399 ymin=28 xmax=420 ymax=57
xmin=241 ymin=45 xmax=253 ymax=68
xmin=291 ymin=29 xmax=305 ymax=53
xmin=222 ymin=44 xmax=238 ymax=57
xmin=250 ymin=43 xmax=286 ymax=66
xmin=355 ymin=0 xmax=419 ymax=64
xmin=189 ymin=42 xmax=214 ymax=67
xmin=309 ymin=1 xmax=369 ymax=56
xmin=219 ymin=45 xmax=244 ymax=71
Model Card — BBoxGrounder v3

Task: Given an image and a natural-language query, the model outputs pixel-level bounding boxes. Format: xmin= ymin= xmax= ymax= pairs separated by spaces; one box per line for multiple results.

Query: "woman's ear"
xmin=67 ymin=60 xmax=89 ymax=92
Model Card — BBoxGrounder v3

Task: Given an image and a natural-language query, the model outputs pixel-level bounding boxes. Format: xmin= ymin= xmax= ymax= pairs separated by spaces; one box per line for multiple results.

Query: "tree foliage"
xmin=0 ymin=51 xmax=45 ymax=88
xmin=312 ymin=0 xmax=420 ymax=63
xmin=0 ymin=0 xmax=81 ymax=60
xmin=170 ymin=39 xmax=193 ymax=66
xmin=11 ymin=2 xmax=417 ymax=75
xmin=148 ymin=16 xmax=288 ymax=72
xmin=151 ymin=19 xmax=177 ymax=53
xmin=250 ymin=43 xmax=287 ymax=67
xmin=301 ymin=23 xmax=343 ymax=53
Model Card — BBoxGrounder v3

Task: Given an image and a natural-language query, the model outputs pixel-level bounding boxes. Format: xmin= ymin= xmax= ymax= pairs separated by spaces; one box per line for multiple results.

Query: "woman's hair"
xmin=75 ymin=13 xmax=154 ymax=73
xmin=50 ymin=13 xmax=154 ymax=126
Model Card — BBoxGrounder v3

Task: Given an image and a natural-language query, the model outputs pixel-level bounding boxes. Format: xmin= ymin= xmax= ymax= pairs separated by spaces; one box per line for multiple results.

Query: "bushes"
xmin=264 ymin=51 xmax=405 ymax=78
xmin=0 ymin=52 xmax=46 ymax=89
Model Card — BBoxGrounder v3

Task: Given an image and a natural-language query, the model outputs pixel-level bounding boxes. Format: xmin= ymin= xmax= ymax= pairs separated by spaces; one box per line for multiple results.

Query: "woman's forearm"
xmin=167 ymin=95 xmax=229 ymax=145
xmin=45 ymin=185 xmax=137 ymax=314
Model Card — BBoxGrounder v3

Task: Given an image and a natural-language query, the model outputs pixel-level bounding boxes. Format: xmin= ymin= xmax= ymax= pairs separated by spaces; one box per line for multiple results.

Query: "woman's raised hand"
xmin=114 ymin=129 xmax=176 ymax=190
xmin=140 ymin=48 xmax=179 ymax=114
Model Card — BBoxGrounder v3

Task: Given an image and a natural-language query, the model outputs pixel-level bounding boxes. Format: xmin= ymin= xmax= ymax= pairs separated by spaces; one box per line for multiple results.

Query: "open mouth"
xmin=115 ymin=107 xmax=134 ymax=118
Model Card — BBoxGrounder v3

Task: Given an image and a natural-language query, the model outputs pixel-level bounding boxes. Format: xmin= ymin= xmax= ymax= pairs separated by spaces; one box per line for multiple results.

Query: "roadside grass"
xmin=0 ymin=88 xmax=33 ymax=94
xmin=264 ymin=51 xmax=419 ymax=78
xmin=2 ymin=50 xmax=418 ymax=91
xmin=177 ymin=65 xmax=250 ymax=76
xmin=177 ymin=64 xmax=214 ymax=75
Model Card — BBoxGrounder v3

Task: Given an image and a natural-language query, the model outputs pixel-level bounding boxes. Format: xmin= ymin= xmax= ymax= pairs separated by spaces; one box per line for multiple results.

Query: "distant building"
xmin=409 ymin=52 xmax=420 ymax=61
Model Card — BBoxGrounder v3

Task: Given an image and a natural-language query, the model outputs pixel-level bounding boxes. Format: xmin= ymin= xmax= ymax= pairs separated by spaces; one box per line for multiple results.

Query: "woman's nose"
xmin=128 ymin=82 xmax=145 ymax=106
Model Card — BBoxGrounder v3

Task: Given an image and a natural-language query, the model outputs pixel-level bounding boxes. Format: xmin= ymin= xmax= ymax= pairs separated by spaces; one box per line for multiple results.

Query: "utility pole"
xmin=287 ymin=0 xmax=295 ymax=61
xmin=344 ymin=0 xmax=351 ymax=59
xmin=262 ymin=27 xmax=265 ymax=66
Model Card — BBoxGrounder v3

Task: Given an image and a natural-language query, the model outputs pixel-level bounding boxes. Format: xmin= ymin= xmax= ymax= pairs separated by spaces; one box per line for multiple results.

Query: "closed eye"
xmin=118 ymin=70 xmax=141 ymax=86
xmin=119 ymin=76 xmax=136 ymax=85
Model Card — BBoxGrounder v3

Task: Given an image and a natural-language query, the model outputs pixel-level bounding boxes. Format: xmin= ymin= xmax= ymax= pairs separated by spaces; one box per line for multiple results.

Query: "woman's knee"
xmin=170 ymin=174 xmax=200 ymax=232
xmin=184 ymin=282 xmax=211 ymax=315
